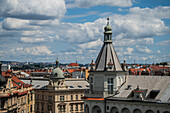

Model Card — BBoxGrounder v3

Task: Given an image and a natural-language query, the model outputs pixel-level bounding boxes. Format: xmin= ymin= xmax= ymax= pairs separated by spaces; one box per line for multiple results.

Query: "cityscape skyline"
xmin=0 ymin=0 xmax=170 ymax=64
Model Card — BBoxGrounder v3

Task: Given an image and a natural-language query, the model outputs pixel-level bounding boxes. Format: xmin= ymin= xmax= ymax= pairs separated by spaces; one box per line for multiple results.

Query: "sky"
xmin=0 ymin=0 xmax=170 ymax=64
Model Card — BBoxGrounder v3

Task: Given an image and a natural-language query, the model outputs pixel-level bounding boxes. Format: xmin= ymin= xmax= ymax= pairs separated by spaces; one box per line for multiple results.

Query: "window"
xmin=81 ymin=104 xmax=83 ymax=110
xmin=76 ymin=104 xmax=78 ymax=111
xmin=30 ymin=105 xmax=32 ymax=112
xmin=76 ymin=95 xmax=78 ymax=100
xmin=78 ymin=85 xmax=82 ymax=88
xmin=50 ymin=105 xmax=52 ymax=111
xmin=70 ymin=105 xmax=73 ymax=111
xmin=11 ymin=97 xmax=12 ymax=105
xmin=70 ymin=86 xmax=74 ymax=88
xmin=42 ymin=104 xmax=44 ymax=111
xmin=37 ymin=103 xmax=39 ymax=110
xmin=63 ymin=106 xmax=65 ymax=112
xmin=28 ymin=107 xmax=29 ymax=113
xmin=42 ymin=95 xmax=44 ymax=101
xmin=47 ymin=105 xmax=49 ymax=111
xmin=60 ymin=96 xmax=64 ymax=101
xmin=31 ymin=94 xmax=32 ymax=101
xmin=90 ymin=77 xmax=93 ymax=92
xmin=108 ymin=78 xmax=113 ymax=94
xmin=59 ymin=105 xmax=65 ymax=112
xmin=49 ymin=96 xmax=52 ymax=101
xmin=37 ymin=94 xmax=39 ymax=100
xmin=149 ymin=90 xmax=160 ymax=99
xmin=28 ymin=94 xmax=29 ymax=102
xmin=21 ymin=98 xmax=23 ymax=104
xmin=71 ymin=95 xmax=73 ymax=100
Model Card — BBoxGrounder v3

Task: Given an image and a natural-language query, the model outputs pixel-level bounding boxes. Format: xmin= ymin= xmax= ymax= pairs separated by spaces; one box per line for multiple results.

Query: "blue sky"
xmin=0 ymin=0 xmax=170 ymax=64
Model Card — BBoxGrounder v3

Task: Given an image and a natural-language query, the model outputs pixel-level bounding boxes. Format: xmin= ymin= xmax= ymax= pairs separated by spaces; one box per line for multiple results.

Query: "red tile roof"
xmin=68 ymin=63 xmax=79 ymax=67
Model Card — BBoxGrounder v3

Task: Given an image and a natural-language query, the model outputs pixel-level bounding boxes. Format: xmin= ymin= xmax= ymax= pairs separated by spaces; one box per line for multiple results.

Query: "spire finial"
xmin=107 ymin=17 xmax=109 ymax=25
xmin=56 ymin=57 xmax=59 ymax=68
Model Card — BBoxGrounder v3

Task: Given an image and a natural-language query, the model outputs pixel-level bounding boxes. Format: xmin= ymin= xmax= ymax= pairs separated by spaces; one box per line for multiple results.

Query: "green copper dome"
xmin=104 ymin=17 xmax=112 ymax=34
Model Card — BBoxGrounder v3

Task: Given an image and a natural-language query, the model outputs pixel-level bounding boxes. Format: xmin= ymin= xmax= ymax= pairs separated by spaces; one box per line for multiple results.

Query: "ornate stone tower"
xmin=88 ymin=18 xmax=126 ymax=97
xmin=84 ymin=17 xmax=127 ymax=113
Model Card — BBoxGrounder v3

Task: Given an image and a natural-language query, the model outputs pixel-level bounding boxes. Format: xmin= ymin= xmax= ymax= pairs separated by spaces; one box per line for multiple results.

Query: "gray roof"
xmin=113 ymin=76 xmax=170 ymax=103
xmin=22 ymin=80 xmax=49 ymax=89
xmin=65 ymin=78 xmax=89 ymax=90
xmin=159 ymin=85 xmax=170 ymax=103
xmin=95 ymin=42 xmax=123 ymax=71
xmin=22 ymin=78 xmax=89 ymax=90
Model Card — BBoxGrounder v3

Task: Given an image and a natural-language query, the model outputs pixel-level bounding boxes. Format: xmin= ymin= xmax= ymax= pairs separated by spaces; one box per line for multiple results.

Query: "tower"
xmin=84 ymin=18 xmax=127 ymax=113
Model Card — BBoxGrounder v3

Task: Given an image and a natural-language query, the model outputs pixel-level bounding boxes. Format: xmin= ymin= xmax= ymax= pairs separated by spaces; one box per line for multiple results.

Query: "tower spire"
xmin=107 ymin=17 xmax=109 ymax=25
xmin=104 ymin=18 xmax=112 ymax=42
xmin=56 ymin=58 xmax=59 ymax=68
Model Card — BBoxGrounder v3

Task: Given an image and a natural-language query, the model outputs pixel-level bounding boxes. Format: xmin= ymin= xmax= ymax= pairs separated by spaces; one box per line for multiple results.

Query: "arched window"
xmin=85 ymin=104 xmax=89 ymax=113
xmin=163 ymin=111 xmax=170 ymax=113
xmin=121 ymin=108 xmax=130 ymax=113
xmin=92 ymin=105 xmax=101 ymax=113
xmin=133 ymin=109 xmax=142 ymax=113
xmin=145 ymin=110 xmax=154 ymax=113
xmin=110 ymin=107 xmax=119 ymax=113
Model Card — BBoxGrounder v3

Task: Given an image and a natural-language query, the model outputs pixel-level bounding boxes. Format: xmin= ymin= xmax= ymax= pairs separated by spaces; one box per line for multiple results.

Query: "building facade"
xmin=22 ymin=59 xmax=89 ymax=113
xmin=0 ymin=63 xmax=35 ymax=113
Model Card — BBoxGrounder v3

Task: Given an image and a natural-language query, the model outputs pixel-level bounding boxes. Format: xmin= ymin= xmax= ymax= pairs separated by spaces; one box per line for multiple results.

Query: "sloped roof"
xmin=68 ymin=63 xmax=79 ymax=67
xmin=114 ymin=76 xmax=170 ymax=102
xmin=95 ymin=43 xmax=123 ymax=71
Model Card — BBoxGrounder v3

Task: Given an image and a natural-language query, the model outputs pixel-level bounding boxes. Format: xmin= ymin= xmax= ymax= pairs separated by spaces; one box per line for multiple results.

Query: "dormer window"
xmin=148 ymin=90 xmax=160 ymax=99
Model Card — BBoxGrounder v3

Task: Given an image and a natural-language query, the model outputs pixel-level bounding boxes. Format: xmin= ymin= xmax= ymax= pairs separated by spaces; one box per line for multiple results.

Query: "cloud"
xmin=66 ymin=0 xmax=132 ymax=8
xmin=124 ymin=47 xmax=133 ymax=55
xmin=21 ymin=37 xmax=45 ymax=43
xmin=156 ymin=40 xmax=170 ymax=46
xmin=78 ymin=38 xmax=103 ymax=49
xmin=110 ymin=14 xmax=170 ymax=39
xmin=0 ymin=0 xmax=66 ymax=20
xmin=157 ymin=50 xmax=161 ymax=53
xmin=136 ymin=46 xmax=152 ymax=54
xmin=11 ymin=46 xmax=52 ymax=56
xmin=65 ymin=11 xmax=98 ymax=19
xmin=129 ymin=6 xmax=170 ymax=19
xmin=2 ymin=18 xmax=37 ymax=30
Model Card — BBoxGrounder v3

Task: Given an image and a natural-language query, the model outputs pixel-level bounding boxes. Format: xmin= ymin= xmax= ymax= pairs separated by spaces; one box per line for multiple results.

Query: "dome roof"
xmin=51 ymin=67 xmax=64 ymax=78
xmin=51 ymin=58 xmax=64 ymax=78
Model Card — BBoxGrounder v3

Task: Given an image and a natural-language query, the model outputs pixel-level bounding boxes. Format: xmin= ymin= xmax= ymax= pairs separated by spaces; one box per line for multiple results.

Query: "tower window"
xmin=108 ymin=78 xmax=113 ymax=94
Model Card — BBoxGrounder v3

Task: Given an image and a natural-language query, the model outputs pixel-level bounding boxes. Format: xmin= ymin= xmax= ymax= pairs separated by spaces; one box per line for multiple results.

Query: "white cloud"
xmin=66 ymin=0 xmax=132 ymax=8
xmin=2 ymin=18 xmax=33 ymax=30
xmin=157 ymin=50 xmax=161 ymax=53
xmin=124 ymin=47 xmax=133 ymax=55
xmin=156 ymin=40 xmax=170 ymax=46
xmin=21 ymin=37 xmax=45 ymax=43
xmin=78 ymin=38 xmax=103 ymax=49
xmin=0 ymin=0 xmax=66 ymax=20
xmin=12 ymin=46 xmax=52 ymax=56
xmin=129 ymin=6 xmax=170 ymax=19
xmin=136 ymin=46 xmax=152 ymax=54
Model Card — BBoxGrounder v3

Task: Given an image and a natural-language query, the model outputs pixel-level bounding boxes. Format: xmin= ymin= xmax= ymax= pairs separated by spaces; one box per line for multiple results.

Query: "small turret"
xmin=90 ymin=59 xmax=95 ymax=71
